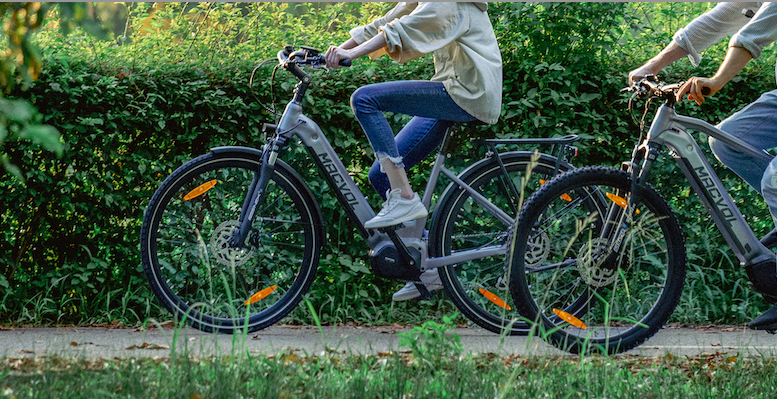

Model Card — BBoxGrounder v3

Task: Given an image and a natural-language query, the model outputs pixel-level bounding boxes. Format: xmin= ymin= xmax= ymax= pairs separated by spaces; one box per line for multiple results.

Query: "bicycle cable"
xmin=249 ymin=58 xmax=283 ymax=121
xmin=627 ymin=83 xmax=658 ymax=147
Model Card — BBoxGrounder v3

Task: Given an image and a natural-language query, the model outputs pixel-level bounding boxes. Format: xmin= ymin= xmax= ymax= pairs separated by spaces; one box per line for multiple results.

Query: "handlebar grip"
xmin=701 ymin=87 xmax=711 ymax=96
xmin=339 ymin=59 xmax=352 ymax=67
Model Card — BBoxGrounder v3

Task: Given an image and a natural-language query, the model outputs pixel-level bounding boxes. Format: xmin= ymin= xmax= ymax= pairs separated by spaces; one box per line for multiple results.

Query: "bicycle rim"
xmin=140 ymin=153 xmax=323 ymax=333
xmin=511 ymin=166 xmax=686 ymax=354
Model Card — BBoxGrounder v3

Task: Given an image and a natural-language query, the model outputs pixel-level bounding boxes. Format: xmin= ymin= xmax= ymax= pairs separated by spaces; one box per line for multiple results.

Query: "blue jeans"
xmin=350 ymin=81 xmax=477 ymax=199
xmin=709 ymin=89 xmax=777 ymax=224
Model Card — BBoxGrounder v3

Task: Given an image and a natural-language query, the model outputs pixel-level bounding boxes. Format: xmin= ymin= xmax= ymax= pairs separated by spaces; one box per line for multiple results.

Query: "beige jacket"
xmin=349 ymin=2 xmax=503 ymax=124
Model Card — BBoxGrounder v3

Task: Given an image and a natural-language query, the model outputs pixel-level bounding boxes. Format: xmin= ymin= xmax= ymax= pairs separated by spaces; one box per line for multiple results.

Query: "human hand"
xmin=324 ymin=45 xmax=352 ymax=69
xmin=628 ymin=63 xmax=660 ymax=86
xmin=676 ymin=77 xmax=720 ymax=105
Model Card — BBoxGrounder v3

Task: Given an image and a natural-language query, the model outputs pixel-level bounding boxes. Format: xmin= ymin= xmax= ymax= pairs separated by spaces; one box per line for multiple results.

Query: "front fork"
xmin=599 ymin=143 xmax=659 ymax=263
xmin=229 ymin=134 xmax=284 ymax=249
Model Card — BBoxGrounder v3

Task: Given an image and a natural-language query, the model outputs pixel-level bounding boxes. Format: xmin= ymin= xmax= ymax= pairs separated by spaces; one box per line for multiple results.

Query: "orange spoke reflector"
xmin=184 ymin=180 xmax=217 ymax=201
xmin=245 ymin=285 xmax=278 ymax=306
xmin=606 ymin=192 xmax=640 ymax=214
xmin=553 ymin=308 xmax=587 ymax=329
xmin=540 ymin=179 xmax=571 ymax=201
xmin=479 ymin=288 xmax=511 ymax=310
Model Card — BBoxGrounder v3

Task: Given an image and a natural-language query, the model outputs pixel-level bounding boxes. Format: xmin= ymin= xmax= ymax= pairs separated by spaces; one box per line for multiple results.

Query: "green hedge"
xmin=1 ymin=2 xmax=775 ymax=326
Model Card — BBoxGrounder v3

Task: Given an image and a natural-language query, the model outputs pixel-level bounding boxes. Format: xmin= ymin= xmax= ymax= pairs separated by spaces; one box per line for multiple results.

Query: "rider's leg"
xmin=751 ymin=155 xmax=777 ymax=330
xmin=352 ymin=81 xmax=476 ymax=299
xmin=378 ymin=156 xmax=414 ymax=199
xmin=352 ymin=81 xmax=475 ymax=228
xmin=709 ymin=89 xmax=777 ymax=196
xmin=368 ymin=116 xmax=453 ymax=199
xmin=762 ymin=157 xmax=777 ymax=226
xmin=369 ymin=120 xmax=448 ymax=300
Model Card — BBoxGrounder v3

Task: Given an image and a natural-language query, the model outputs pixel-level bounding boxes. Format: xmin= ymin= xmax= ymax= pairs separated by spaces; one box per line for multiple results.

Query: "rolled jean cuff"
xmin=376 ymin=152 xmax=405 ymax=172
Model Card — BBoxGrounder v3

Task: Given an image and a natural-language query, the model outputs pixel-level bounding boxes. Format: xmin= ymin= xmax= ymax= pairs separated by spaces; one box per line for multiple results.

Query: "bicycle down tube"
xmin=643 ymin=103 xmax=774 ymax=267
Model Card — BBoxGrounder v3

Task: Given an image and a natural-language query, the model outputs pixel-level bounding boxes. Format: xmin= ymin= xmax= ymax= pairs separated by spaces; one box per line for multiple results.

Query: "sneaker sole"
xmin=365 ymin=207 xmax=428 ymax=229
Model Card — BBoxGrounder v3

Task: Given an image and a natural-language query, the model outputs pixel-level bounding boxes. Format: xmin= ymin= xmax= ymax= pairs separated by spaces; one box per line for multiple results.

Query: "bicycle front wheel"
xmin=510 ymin=166 xmax=686 ymax=354
xmin=430 ymin=151 xmax=574 ymax=335
xmin=140 ymin=151 xmax=324 ymax=333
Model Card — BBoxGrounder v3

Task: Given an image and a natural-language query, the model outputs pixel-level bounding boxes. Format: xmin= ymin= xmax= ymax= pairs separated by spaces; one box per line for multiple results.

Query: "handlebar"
xmin=277 ymin=46 xmax=351 ymax=69
xmin=629 ymin=75 xmax=713 ymax=106
xmin=272 ymin=45 xmax=351 ymax=105
xmin=628 ymin=75 xmax=682 ymax=98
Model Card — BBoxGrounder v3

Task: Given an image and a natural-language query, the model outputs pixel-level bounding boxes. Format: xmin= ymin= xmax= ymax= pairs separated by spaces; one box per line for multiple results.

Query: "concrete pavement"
xmin=1 ymin=325 xmax=777 ymax=359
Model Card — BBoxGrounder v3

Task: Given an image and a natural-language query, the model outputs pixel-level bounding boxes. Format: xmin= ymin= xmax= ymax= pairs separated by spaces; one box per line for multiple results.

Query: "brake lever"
xmin=310 ymin=61 xmax=330 ymax=72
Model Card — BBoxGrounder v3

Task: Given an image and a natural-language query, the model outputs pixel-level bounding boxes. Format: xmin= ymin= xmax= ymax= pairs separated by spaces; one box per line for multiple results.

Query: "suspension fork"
xmin=228 ymin=135 xmax=285 ymax=249
xmin=598 ymin=143 xmax=659 ymax=261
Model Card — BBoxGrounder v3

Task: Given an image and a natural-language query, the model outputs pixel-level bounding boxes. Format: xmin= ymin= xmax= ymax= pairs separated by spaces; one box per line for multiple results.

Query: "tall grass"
xmin=2 ymin=341 xmax=777 ymax=398
xmin=3 ymin=306 xmax=776 ymax=397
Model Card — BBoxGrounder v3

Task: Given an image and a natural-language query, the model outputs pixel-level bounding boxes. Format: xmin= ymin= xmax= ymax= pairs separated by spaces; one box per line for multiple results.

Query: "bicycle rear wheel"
xmin=510 ymin=166 xmax=686 ymax=354
xmin=430 ymin=151 xmax=574 ymax=335
xmin=140 ymin=151 xmax=324 ymax=333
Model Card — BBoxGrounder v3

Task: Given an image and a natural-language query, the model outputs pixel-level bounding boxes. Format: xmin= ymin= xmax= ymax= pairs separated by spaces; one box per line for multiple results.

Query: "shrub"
xmin=0 ymin=2 xmax=774 ymax=326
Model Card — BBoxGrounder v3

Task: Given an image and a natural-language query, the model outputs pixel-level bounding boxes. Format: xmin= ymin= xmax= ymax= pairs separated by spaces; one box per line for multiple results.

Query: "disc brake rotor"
xmin=210 ymin=220 xmax=254 ymax=267
xmin=577 ymin=237 xmax=618 ymax=287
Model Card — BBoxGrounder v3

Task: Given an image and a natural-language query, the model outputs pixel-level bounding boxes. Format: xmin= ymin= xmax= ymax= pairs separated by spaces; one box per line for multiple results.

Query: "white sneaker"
xmin=392 ymin=268 xmax=443 ymax=301
xmin=364 ymin=189 xmax=428 ymax=229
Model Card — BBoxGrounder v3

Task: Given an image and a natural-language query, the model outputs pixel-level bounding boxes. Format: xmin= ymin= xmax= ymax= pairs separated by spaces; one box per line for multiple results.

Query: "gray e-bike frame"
xmin=219 ymin=49 xmax=578 ymax=274
xmin=638 ymin=103 xmax=774 ymax=267
xmin=221 ymin=47 xmax=554 ymax=274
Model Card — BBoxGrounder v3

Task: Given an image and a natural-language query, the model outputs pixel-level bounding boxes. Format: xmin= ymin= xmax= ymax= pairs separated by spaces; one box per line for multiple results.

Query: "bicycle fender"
xmin=210 ymin=146 xmax=263 ymax=158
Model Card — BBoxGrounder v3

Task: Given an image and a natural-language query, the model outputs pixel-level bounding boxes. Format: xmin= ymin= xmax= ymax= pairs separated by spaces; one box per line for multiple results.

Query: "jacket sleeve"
xmin=349 ymin=3 xmax=414 ymax=45
xmin=349 ymin=2 xmax=466 ymax=63
xmin=673 ymin=2 xmax=758 ymax=67
xmin=730 ymin=2 xmax=777 ymax=60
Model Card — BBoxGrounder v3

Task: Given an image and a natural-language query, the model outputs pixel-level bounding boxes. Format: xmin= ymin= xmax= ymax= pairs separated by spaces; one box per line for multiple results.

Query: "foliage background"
xmin=0 ymin=2 xmax=775 ymax=327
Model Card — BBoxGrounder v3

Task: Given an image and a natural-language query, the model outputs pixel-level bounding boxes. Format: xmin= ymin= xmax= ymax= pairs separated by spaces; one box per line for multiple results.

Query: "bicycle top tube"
xmin=649 ymin=105 xmax=772 ymax=166
xmin=633 ymin=77 xmax=771 ymax=165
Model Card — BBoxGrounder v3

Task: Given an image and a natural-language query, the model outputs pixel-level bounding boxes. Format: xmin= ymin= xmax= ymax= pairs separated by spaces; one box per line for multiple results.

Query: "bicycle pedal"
xmin=414 ymin=292 xmax=436 ymax=302
xmin=377 ymin=223 xmax=406 ymax=233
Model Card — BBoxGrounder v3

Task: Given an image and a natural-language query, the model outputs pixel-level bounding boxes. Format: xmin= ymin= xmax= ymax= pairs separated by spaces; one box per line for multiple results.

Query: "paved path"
xmin=1 ymin=325 xmax=777 ymax=359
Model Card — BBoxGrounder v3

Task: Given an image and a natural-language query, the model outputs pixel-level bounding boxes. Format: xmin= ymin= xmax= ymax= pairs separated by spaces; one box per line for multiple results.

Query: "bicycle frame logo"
xmin=318 ymin=151 xmax=360 ymax=210
xmin=694 ymin=165 xmax=738 ymax=227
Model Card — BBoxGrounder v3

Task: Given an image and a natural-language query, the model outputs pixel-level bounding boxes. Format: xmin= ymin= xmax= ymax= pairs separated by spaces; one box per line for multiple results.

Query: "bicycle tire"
xmin=430 ymin=151 xmax=574 ymax=335
xmin=140 ymin=151 xmax=324 ymax=333
xmin=509 ymin=166 xmax=686 ymax=354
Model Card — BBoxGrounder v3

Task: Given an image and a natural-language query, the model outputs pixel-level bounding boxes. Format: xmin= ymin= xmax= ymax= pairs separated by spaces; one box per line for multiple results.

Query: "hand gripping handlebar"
xmin=277 ymin=46 xmax=351 ymax=68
